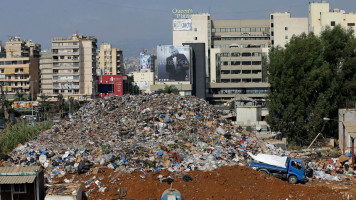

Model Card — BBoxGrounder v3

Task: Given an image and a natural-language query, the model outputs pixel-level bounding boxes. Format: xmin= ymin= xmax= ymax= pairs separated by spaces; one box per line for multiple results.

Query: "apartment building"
xmin=40 ymin=33 xmax=97 ymax=101
xmin=0 ymin=37 xmax=40 ymax=100
xmin=98 ymin=43 xmax=123 ymax=75
xmin=39 ymin=51 xmax=53 ymax=99
xmin=309 ymin=1 xmax=356 ymax=35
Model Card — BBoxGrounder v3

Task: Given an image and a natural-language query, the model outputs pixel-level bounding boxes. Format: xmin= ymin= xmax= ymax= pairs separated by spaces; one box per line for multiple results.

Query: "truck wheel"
xmin=258 ymin=169 xmax=269 ymax=175
xmin=288 ymin=175 xmax=298 ymax=184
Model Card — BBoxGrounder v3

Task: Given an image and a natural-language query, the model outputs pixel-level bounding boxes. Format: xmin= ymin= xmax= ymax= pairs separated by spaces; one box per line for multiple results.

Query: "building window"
xmin=285 ymin=35 xmax=288 ymax=39
xmin=271 ymin=15 xmax=274 ymax=19
xmin=285 ymin=27 xmax=288 ymax=30
xmin=272 ymin=40 xmax=274 ymax=45
xmin=231 ymin=61 xmax=240 ymax=65
xmin=242 ymin=61 xmax=251 ymax=65
xmin=194 ymin=37 xmax=197 ymax=40
xmin=252 ymin=61 xmax=262 ymax=65
xmin=348 ymin=23 xmax=355 ymax=26
xmin=221 ymin=70 xmax=230 ymax=74
xmin=14 ymin=184 xmax=26 ymax=194
xmin=331 ymin=21 xmax=335 ymax=26
xmin=271 ymin=23 xmax=274 ymax=28
xmin=1 ymin=184 xmax=11 ymax=192
xmin=231 ymin=52 xmax=240 ymax=57
xmin=194 ymin=28 xmax=197 ymax=32
xmin=271 ymin=31 xmax=274 ymax=36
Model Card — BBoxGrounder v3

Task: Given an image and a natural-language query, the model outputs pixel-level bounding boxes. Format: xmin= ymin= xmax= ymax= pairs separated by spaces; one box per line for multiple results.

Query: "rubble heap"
xmin=4 ymin=95 xmax=273 ymax=180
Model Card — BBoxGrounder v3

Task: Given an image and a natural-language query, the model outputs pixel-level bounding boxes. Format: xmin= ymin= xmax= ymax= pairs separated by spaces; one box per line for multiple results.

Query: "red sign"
xmin=99 ymin=75 xmax=123 ymax=97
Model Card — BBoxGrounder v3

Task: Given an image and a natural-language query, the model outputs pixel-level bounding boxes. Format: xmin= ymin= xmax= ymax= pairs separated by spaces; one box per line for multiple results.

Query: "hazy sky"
xmin=1 ymin=0 xmax=356 ymax=57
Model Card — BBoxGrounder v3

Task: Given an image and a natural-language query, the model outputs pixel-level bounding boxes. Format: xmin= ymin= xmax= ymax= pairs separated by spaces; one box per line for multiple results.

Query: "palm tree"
xmin=15 ymin=91 xmax=25 ymax=101
xmin=39 ymin=94 xmax=49 ymax=120
xmin=57 ymin=94 xmax=64 ymax=118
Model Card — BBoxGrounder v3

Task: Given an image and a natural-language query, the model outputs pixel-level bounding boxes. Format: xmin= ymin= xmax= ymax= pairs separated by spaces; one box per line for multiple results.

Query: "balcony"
xmin=53 ymin=58 xmax=79 ymax=62
xmin=53 ymin=85 xmax=80 ymax=89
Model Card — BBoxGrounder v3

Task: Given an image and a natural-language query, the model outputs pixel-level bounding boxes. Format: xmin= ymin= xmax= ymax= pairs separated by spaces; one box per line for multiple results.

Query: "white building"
xmin=309 ymin=2 xmax=356 ymax=35
xmin=270 ymin=12 xmax=308 ymax=47
xmin=132 ymin=71 xmax=154 ymax=94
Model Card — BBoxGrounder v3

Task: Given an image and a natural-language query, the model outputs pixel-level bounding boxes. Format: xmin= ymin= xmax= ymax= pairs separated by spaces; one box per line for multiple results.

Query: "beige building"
xmin=270 ymin=13 xmax=308 ymax=47
xmin=98 ymin=43 xmax=123 ymax=75
xmin=309 ymin=2 xmax=356 ymax=35
xmin=132 ymin=71 xmax=154 ymax=94
xmin=0 ymin=37 xmax=40 ymax=100
xmin=40 ymin=33 xmax=97 ymax=101
xmin=173 ymin=14 xmax=271 ymax=104
xmin=39 ymin=51 xmax=53 ymax=99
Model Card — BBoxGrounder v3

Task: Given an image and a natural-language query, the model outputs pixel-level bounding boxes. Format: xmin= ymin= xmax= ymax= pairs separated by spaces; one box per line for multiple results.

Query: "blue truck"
xmin=250 ymin=157 xmax=313 ymax=184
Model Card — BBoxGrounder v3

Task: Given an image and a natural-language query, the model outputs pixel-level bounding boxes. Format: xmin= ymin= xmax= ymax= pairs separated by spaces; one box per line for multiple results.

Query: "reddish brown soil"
xmin=54 ymin=165 xmax=352 ymax=200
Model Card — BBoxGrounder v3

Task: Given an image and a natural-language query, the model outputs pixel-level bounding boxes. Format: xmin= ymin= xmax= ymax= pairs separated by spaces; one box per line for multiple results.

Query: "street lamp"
xmin=323 ymin=117 xmax=347 ymax=155
xmin=30 ymin=80 xmax=37 ymax=126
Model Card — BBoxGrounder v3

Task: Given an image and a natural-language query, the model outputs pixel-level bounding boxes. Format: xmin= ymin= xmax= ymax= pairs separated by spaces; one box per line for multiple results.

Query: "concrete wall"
xmin=236 ymin=106 xmax=261 ymax=125
xmin=339 ymin=109 xmax=356 ymax=153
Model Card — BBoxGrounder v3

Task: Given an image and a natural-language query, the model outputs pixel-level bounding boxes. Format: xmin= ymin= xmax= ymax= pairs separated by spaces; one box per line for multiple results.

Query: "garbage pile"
xmin=3 ymin=95 xmax=274 ymax=182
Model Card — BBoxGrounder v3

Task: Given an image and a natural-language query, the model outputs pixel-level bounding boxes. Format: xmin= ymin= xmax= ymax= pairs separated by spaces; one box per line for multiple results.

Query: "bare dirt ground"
xmin=54 ymin=165 xmax=355 ymax=200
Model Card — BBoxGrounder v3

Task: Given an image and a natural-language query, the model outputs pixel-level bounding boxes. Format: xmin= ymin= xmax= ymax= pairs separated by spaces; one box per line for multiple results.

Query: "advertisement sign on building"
xmin=173 ymin=19 xmax=192 ymax=31
xmin=98 ymin=75 xmax=123 ymax=98
xmin=157 ymin=45 xmax=190 ymax=82
xmin=140 ymin=54 xmax=151 ymax=69
xmin=13 ymin=101 xmax=39 ymax=111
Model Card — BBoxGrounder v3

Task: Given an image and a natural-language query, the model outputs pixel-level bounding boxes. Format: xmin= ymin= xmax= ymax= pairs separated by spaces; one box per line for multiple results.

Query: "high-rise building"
xmin=173 ymin=14 xmax=270 ymax=104
xmin=98 ymin=43 xmax=123 ymax=75
xmin=40 ymin=33 xmax=97 ymax=101
xmin=39 ymin=50 xmax=53 ymax=99
xmin=0 ymin=36 xmax=40 ymax=100
xmin=309 ymin=2 xmax=356 ymax=35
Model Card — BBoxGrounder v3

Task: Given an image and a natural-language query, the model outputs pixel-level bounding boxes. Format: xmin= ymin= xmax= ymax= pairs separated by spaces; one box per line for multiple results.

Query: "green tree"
xmin=127 ymin=75 xmax=141 ymax=95
xmin=39 ymin=93 xmax=49 ymax=120
xmin=266 ymin=25 xmax=356 ymax=145
xmin=158 ymin=85 xmax=179 ymax=95
xmin=57 ymin=94 xmax=64 ymax=118
xmin=15 ymin=91 xmax=25 ymax=101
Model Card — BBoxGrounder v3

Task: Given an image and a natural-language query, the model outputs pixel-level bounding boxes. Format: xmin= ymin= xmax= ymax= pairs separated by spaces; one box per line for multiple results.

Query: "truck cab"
xmin=287 ymin=158 xmax=308 ymax=184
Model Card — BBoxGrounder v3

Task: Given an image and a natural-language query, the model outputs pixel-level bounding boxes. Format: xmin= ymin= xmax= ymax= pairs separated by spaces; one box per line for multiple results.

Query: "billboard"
xmin=98 ymin=75 xmax=123 ymax=98
xmin=98 ymin=84 xmax=114 ymax=93
xmin=157 ymin=45 xmax=190 ymax=82
xmin=13 ymin=101 xmax=39 ymax=112
xmin=173 ymin=19 xmax=192 ymax=31
xmin=140 ymin=54 xmax=151 ymax=69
